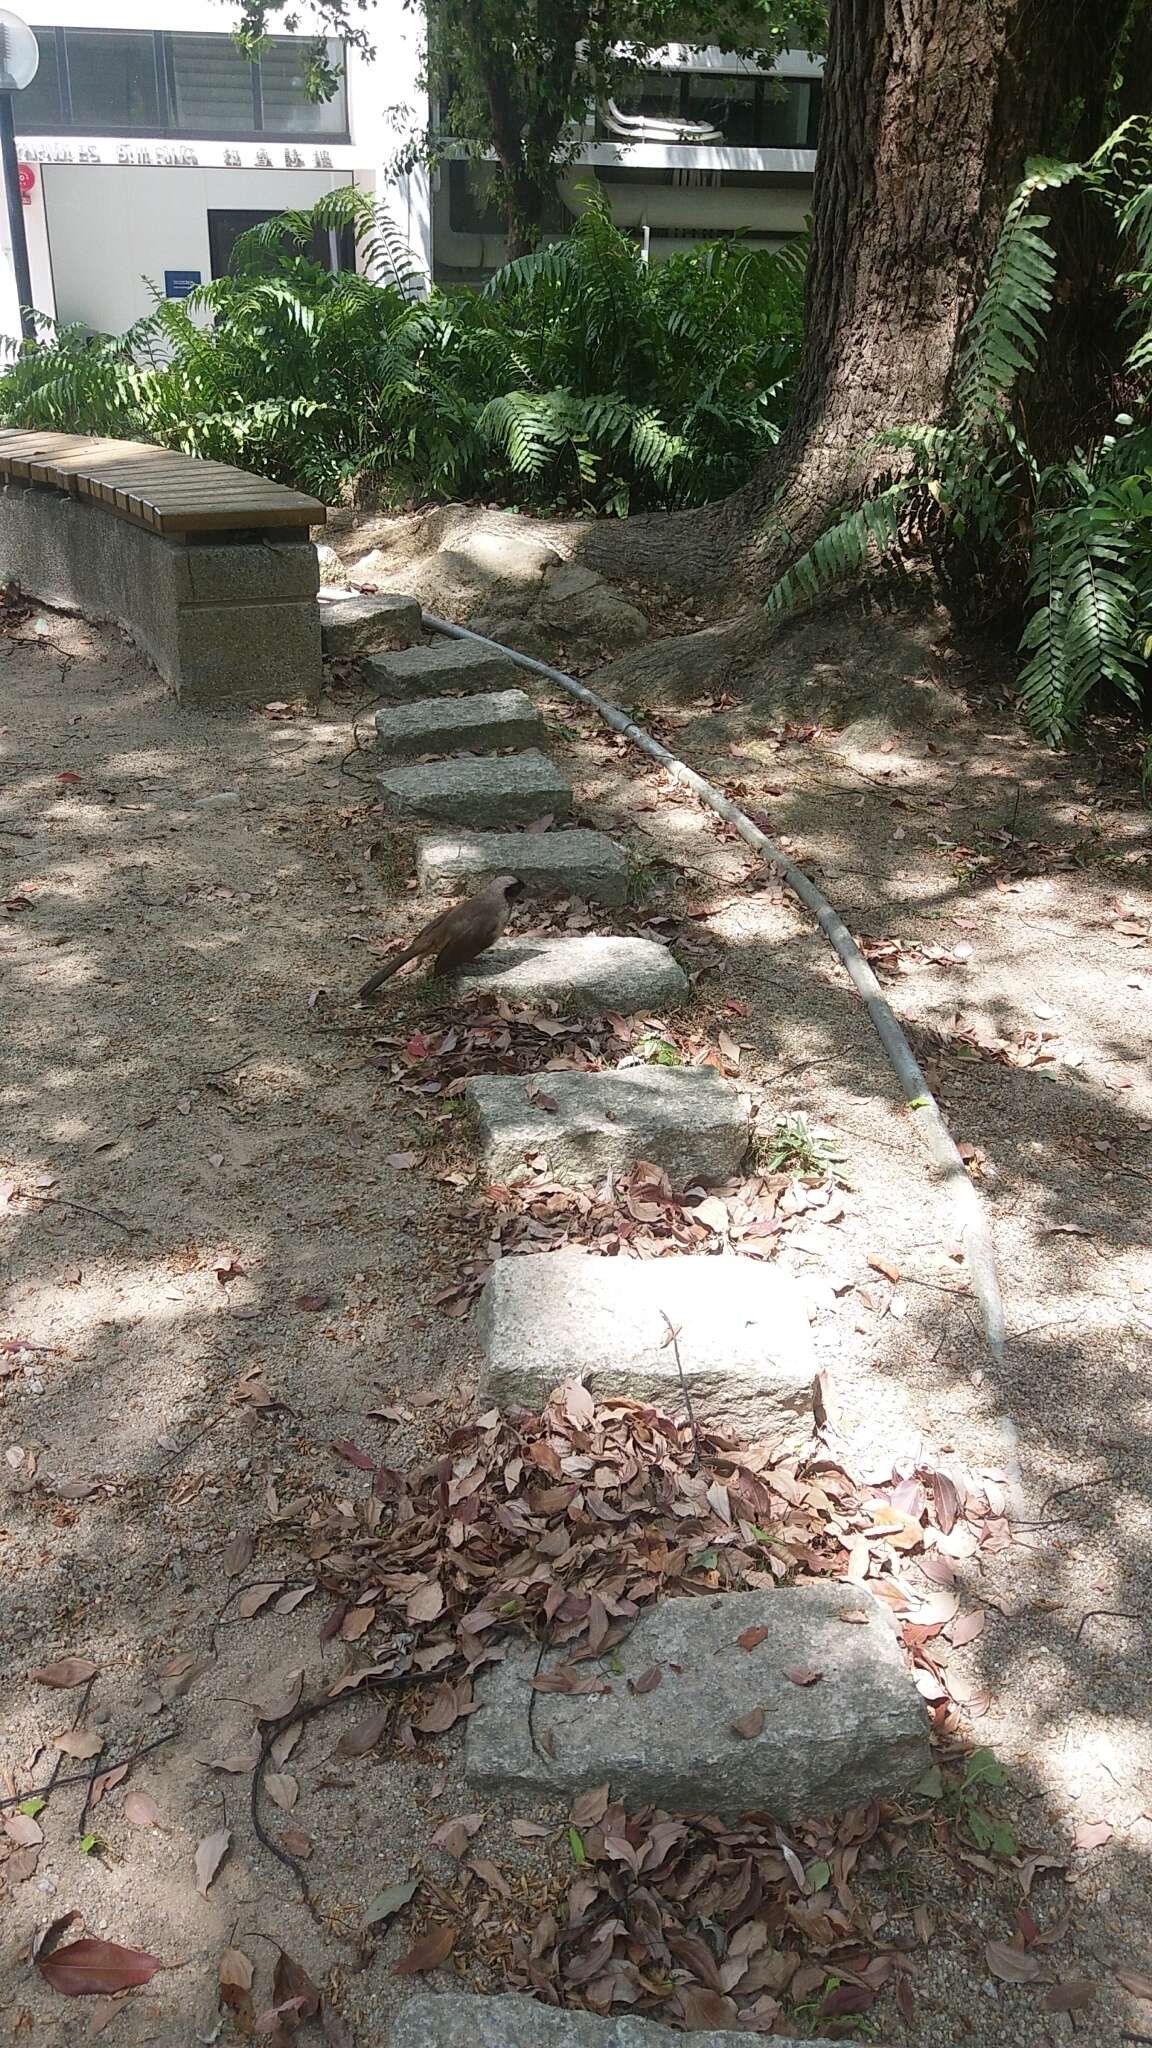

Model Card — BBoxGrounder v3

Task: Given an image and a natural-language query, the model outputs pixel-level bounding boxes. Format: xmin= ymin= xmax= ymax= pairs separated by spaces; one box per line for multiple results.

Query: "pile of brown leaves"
xmin=305 ymin=1382 xmax=1005 ymax=1755
xmin=428 ymin=1161 xmax=843 ymax=1319
xmin=262 ymin=1385 xmax=1017 ymax=2031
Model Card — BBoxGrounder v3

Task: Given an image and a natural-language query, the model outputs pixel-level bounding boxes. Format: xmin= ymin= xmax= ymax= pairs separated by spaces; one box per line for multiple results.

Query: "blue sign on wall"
xmin=164 ymin=269 xmax=202 ymax=299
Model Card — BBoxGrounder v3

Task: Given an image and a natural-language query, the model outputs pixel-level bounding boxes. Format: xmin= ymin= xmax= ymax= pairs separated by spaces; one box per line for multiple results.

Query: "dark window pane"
xmin=259 ymin=38 xmax=347 ymax=136
xmin=14 ymin=27 xmax=62 ymax=129
xmin=169 ymin=32 xmax=255 ymax=135
xmin=64 ymin=28 xmax=158 ymax=129
xmin=685 ymin=73 xmax=758 ymax=144
xmin=759 ymin=79 xmax=813 ymax=147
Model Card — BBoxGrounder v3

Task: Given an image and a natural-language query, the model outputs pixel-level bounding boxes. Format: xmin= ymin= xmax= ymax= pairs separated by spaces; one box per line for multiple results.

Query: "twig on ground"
xmin=0 ymin=1731 xmax=176 ymax=1811
xmin=22 ymin=1189 xmax=148 ymax=1235
xmin=1074 ymin=1608 xmax=1150 ymax=1644
xmin=250 ymin=1668 xmax=424 ymax=1923
xmin=660 ymin=1313 xmax=700 ymax=1470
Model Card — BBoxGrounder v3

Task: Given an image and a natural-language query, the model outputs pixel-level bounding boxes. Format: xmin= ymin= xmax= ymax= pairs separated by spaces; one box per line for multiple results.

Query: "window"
xmin=168 ymin=34 xmax=257 ymax=135
xmin=14 ymin=29 xmax=349 ymax=142
xmin=18 ymin=26 xmax=61 ymax=128
xmin=207 ymin=208 xmax=355 ymax=279
xmin=259 ymin=40 xmax=347 ymax=137
xmin=599 ymin=71 xmax=820 ymax=150
xmin=65 ymin=29 xmax=159 ymax=131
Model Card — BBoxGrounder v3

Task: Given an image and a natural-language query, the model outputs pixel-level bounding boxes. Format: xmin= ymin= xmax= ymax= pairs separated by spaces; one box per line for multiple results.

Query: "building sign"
xmin=18 ymin=163 xmax=34 ymax=207
xmin=164 ymin=269 xmax=202 ymax=299
xmin=17 ymin=141 xmax=338 ymax=173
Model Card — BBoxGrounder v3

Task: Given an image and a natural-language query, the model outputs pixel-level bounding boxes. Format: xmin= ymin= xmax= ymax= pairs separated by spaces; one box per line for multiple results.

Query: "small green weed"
xmin=759 ymin=1111 xmax=847 ymax=1179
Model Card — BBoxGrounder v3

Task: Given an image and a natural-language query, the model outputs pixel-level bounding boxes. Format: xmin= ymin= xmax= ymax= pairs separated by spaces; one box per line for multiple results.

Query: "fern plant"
xmin=764 ymin=127 xmax=1152 ymax=769
xmin=0 ymin=185 xmax=804 ymax=517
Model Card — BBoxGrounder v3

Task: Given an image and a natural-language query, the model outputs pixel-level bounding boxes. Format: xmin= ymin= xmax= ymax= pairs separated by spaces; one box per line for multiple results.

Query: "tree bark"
xmin=556 ymin=0 xmax=1135 ymax=598
xmin=720 ymin=0 xmax=1134 ymax=581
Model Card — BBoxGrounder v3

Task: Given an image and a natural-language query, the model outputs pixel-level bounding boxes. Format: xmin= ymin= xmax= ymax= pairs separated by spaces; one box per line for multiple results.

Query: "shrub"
xmin=0 ymin=187 xmax=804 ymax=517
xmin=763 ymin=122 xmax=1152 ymax=771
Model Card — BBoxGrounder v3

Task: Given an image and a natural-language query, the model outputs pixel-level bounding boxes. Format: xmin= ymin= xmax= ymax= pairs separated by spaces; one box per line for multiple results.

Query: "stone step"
xmin=456 ymin=934 xmax=686 ymax=1013
xmin=390 ymin=1993 xmax=870 ymax=2047
xmin=373 ymin=689 xmax=544 ymax=761
xmin=318 ymin=590 xmax=423 ymax=658
xmin=417 ymin=828 xmax=629 ymax=906
xmin=377 ymin=751 xmax=572 ymax=828
xmin=364 ymin=637 xmax=522 ymax=698
xmin=466 ymin=1066 xmax=750 ymax=1185
xmin=465 ymin=1585 xmax=930 ymax=1820
xmin=475 ymin=1247 xmax=813 ymax=1431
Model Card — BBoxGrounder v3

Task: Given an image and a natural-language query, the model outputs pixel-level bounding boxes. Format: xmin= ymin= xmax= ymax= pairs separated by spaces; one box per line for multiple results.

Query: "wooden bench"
xmin=0 ymin=429 xmax=326 ymax=703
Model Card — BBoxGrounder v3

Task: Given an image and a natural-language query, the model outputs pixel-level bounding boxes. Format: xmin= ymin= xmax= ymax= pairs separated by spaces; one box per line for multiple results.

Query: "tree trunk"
xmin=558 ymin=0 xmax=1134 ymax=597
xmin=719 ymin=0 xmax=1134 ymax=584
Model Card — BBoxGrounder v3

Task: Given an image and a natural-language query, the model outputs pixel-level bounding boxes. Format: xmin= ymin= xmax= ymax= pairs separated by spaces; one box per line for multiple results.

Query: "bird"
xmin=356 ymin=875 xmax=525 ymax=1000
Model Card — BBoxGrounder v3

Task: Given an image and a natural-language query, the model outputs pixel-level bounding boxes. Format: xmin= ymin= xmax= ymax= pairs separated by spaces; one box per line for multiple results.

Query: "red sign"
xmin=18 ymin=164 xmax=35 ymax=206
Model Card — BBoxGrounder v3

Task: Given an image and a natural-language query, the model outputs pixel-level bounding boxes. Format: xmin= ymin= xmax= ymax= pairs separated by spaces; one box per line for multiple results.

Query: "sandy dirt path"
xmin=1 ymin=598 xmax=1151 ymax=2045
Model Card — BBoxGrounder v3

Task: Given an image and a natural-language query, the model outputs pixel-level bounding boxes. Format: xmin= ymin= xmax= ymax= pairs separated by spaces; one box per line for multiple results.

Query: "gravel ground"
xmin=1 ymin=586 xmax=1151 ymax=2047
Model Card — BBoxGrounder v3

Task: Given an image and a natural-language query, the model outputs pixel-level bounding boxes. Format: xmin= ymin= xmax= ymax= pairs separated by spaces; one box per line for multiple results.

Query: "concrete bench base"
xmin=0 ymin=480 xmax=322 ymax=705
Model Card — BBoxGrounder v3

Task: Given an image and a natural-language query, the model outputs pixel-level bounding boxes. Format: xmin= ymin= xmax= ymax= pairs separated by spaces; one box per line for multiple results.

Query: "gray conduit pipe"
xmin=422 ymin=611 xmax=1021 ymax=1487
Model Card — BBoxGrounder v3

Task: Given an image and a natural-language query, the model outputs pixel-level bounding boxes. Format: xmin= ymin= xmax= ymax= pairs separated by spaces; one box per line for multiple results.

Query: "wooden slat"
xmin=0 ymin=426 xmax=324 ymax=532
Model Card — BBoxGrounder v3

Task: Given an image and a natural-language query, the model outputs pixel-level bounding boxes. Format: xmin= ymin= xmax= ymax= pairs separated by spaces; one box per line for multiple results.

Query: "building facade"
xmin=0 ymin=1 xmax=817 ymax=340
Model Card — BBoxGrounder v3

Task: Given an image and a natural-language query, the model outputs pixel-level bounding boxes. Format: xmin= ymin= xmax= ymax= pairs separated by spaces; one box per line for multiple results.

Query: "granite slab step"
xmin=456 ymin=934 xmax=685 ymax=1013
xmin=319 ymin=590 xmax=423 ymax=657
xmin=376 ymin=751 xmax=572 ymax=827
xmin=466 ymin=1066 xmax=750 ymax=1185
xmin=373 ymin=689 xmax=544 ymax=761
xmin=390 ymin=1993 xmax=872 ymax=2047
xmin=475 ymin=1246 xmax=814 ymax=1431
xmin=364 ymin=638 xmax=523 ymax=698
xmin=465 ymin=1584 xmax=930 ymax=1818
xmin=417 ymin=828 xmax=629 ymax=906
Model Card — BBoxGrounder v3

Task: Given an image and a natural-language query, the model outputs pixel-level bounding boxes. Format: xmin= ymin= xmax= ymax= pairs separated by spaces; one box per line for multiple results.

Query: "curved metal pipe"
xmin=421 ymin=609 xmax=1020 ymax=1489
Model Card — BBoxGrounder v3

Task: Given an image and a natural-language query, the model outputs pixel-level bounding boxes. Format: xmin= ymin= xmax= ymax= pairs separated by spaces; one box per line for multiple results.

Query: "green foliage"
xmin=0 ymin=187 xmax=804 ymax=516
xmin=764 ymin=124 xmax=1152 ymax=771
xmin=234 ymin=1 xmax=827 ymax=249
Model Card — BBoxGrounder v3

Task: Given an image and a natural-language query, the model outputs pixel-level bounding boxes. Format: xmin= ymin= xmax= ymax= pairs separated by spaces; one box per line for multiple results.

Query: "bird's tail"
xmin=356 ymin=943 xmax=421 ymax=1000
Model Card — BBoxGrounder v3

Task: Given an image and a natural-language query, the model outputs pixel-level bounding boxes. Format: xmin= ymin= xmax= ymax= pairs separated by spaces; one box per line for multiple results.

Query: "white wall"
xmin=43 ymin=163 xmax=343 ymax=331
xmin=0 ymin=0 xmax=432 ymax=341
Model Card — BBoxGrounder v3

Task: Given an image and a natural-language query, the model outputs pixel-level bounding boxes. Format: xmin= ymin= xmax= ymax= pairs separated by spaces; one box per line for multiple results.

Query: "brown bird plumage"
xmin=356 ymin=875 xmax=525 ymax=1000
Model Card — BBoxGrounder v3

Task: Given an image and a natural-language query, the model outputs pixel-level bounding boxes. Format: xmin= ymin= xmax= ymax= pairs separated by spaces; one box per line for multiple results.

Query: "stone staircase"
xmin=336 ymin=601 xmax=911 ymax=2048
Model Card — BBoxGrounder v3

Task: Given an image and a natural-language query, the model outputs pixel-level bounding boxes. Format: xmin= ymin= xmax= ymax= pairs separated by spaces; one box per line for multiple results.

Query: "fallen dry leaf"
xmin=336 ymin=1709 xmax=390 ymax=1758
xmin=986 ymin=1940 xmax=1043 ymax=1983
xmin=391 ymin=1923 xmax=457 ymax=1975
xmin=631 ymin=1664 xmax=662 ymax=1694
xmin=1041 ymin=1981 xmax=1098 ymax=2013
xmin=38 ymin=1937 xmax=161 ymax=1997
xmin=237 ymin=1583 xmax=283 ymax=1620
xmin=730 ymin=1708 xmax=765 ymax=1740
xmin=123 ymin=1790 xmax=164 ymax=1829
xmin=1117 ymin=1968 xmax=1152 ymax=2001
xmin=1072 ymin=1818 xmax=1113 ymax=1850
xmin=784 ymin=1667 xmax=823 ymax=1686
xmin=52 ymin=1728 xmax=103 ymax=1760
xmin=431 ymin=1812 xmax=484 ymax=1859
xmin=194 ymin=1826 xmax=232 ymax=1897
xmin=737 ymin=1626 xmax=770 ymax=1651
xmin=30 ymin=1657 xmax=98 ymax=1689
xmin=265 ymin=1772 xmax=299 ymax=1812
xmin=5 ymin=1812 xmax=43 ymax=1847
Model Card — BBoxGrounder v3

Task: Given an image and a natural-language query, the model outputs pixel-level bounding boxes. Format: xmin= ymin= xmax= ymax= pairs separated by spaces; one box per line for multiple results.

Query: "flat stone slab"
xmin=373 ymin=689 xmax=544 ymax=761
xmin=320 ymin=590 xmax=422 ymax=657
xmin=466 ymin=1066 xmax=750 ymax=1185
xmin=364 ymin=638 xmax=522 ymax=698
xmin=456 ymin=935 xmax=685 ymax=1013
xmin=466 ymin=1585 xmax=930 ymax=1818
xmin=417 ymin=829 xmax=629 ymax=906
xmin=390 ymin=1994 xmax=865 ymax=2047
xmin=475 ymin=1247 xmax=814 ymax=1430
xmin=376 ymin=751 xmax=572 ymax=827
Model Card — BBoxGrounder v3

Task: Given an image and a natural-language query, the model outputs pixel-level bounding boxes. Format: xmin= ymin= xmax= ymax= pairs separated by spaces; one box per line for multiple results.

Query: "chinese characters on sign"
xmin=18 ymin=144 xmax=340 ymax=171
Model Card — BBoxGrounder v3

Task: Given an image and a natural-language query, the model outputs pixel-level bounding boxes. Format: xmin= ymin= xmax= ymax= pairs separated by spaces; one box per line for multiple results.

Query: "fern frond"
xmin=765 ymin=483 xmax=914 ymax=617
